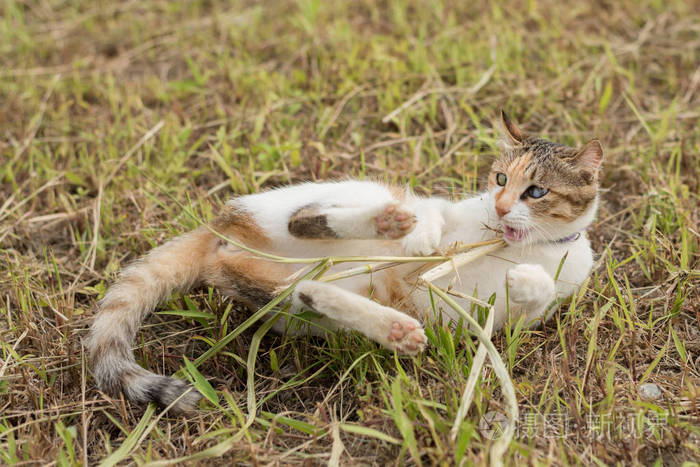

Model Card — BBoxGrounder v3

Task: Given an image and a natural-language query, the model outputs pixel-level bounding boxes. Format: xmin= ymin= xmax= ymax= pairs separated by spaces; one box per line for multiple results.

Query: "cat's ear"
xmin=500 ymin=110 xmax=526 ymax=144
xmin=573 ymin=139 xmax=604 ymax=172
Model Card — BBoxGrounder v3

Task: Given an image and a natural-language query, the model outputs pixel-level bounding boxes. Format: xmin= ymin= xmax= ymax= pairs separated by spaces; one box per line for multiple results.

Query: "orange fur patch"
xmin=388 ymin=184 xmax=407 ymax=201
xmin=212 ymin=204 xmax=270 ymax=249
xmin=118 ymin=274 xmax=147 ymax=291
xmin=374 ymin=269 xmax=420 ymax=319
xmin=494 ymin=152 xmax=533 ymax=214
xmin=99 ymin=297 xmax=132 ymax=313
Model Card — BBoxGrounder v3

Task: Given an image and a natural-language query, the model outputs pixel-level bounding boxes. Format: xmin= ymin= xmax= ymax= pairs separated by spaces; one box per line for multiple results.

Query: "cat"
xmin=86 ymin=111 xmax=603 ymax=413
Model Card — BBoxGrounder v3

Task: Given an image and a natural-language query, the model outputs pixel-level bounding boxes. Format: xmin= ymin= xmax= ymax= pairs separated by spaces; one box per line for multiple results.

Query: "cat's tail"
xmin=86 ymin=227 xmax=215 ymax=412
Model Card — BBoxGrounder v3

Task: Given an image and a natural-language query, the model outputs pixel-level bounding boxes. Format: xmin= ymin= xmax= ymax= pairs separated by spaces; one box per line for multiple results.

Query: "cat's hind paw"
xmin=385 ymin=318 xmax=427 ymax=355
xmin=375 ymin=204 xmax=416 ymax=239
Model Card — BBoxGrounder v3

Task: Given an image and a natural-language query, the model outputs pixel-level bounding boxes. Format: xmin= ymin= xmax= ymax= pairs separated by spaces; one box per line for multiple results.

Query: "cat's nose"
xmin=496 ymin=205 xmax=510 ymax=218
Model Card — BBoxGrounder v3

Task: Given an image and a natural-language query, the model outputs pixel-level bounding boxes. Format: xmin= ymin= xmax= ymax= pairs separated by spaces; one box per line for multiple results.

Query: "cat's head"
xmin=488 ymin=111 xmax=603 ymax=244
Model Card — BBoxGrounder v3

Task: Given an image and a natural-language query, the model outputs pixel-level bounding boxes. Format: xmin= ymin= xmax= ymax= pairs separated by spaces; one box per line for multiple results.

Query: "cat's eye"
xmin=525 ymin=185 xmax=549 ymax=199
xmin=496 ymin=173 xmax=507 ymax=186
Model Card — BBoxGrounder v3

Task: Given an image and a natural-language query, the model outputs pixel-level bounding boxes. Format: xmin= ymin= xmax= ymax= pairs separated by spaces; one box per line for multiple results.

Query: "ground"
xmin=1 ymin=0 xmax=699 ymax=465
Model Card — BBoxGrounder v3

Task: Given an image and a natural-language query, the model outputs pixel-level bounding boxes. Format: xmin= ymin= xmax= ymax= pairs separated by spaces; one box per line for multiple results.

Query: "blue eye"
xmin=496 ymin=173 xmax=507 ymax=186
xmin=525 ymin=186 xmax=549 ymax=199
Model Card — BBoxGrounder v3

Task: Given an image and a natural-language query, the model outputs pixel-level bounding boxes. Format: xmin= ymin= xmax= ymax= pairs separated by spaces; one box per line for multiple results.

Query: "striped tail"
xmin=86 ymin=228 xmax=215 ymax=412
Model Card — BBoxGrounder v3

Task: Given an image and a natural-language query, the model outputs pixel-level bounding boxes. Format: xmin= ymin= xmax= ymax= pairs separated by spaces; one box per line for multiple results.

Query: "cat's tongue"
xmin=504 ymin=225 xmax=526 ymax=242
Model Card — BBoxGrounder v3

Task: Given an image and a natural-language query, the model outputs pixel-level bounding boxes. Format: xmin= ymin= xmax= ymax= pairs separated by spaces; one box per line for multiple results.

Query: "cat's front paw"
xmin=401 ymin=223 xmax=442 ymax=256
xmin=506 ymin=264 xmax=555 ymax=307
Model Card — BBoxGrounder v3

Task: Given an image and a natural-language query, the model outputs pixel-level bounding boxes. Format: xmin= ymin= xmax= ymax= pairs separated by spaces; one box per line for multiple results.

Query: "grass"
xmin=1 ymin=0 xmax=699 ymax=464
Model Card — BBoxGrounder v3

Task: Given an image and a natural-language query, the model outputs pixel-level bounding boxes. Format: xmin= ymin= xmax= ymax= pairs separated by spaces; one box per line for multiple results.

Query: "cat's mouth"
xmin=503 ymin=225 xmax=528 ymax=242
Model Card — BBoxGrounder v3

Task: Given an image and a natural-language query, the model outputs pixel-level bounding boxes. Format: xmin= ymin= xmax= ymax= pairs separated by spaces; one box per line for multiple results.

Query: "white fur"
xmin=401 ymin=198 xmax=446 ymax=255
xmin=506 ymin=264 xmax=556 ymax=317
xmin=237 ymin=180 xmax=595 ymax=335
xmin=288 ymin=280 xmax=426 ymax=354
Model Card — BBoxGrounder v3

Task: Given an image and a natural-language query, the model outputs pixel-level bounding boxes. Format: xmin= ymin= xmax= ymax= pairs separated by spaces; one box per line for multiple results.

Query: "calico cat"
xmin=87 ymin=111 xmax=603 ymax=412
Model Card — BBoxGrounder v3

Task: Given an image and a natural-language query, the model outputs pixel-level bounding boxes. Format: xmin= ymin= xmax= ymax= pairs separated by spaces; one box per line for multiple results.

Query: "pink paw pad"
xmin=375 ymin=204 xmax=416 ymax=239
xmin=386 ymin=320 xmax=427 ymax=355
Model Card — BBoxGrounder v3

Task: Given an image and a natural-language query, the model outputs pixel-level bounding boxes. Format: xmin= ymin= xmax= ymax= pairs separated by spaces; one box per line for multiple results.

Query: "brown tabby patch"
xmin=489 ymin=135 xmax=600 ymax=222
xmin=297 ymin=292 xmax=315 ymax=309
xmin=207 ymin=251 xmax=292 ymax=308
xmin=388 ymin=184 xmax=407 ymax=201
xmin=90 ymin=335 xmax=130 ymax=364
xmin=288 ymin=204 xmax=338 ymax=239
